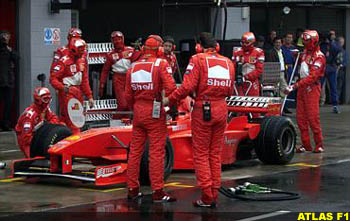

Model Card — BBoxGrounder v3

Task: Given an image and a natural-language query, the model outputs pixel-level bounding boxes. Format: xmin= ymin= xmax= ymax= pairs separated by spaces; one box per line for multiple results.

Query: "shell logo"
xmin=71 ymin=103 xmax=80 ymax=111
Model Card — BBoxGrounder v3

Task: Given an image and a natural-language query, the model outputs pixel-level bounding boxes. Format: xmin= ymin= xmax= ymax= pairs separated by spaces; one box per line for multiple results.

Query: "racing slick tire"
xmin=30 ymin=123 xmax=72 ymax=158
xmin=254 ymin=116 xmax=296 ymax=164
xmin=139 ymin=137 xmax=174 ymax=185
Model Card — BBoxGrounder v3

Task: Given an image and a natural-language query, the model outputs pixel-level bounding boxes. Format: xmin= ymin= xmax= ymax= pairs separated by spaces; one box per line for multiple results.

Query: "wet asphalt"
xmin=0 ymin=105 xmax=349 ymax=220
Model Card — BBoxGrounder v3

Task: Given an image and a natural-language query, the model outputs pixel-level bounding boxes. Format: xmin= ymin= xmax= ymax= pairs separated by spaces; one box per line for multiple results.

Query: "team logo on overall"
xmin=70 ymin=64 xmax=77 ymax=73
xmin=249 ymin=57 xmax=256 ymax=63
xmin=112 ymin=53 xmax=119 ymax=60
xmin=207 ymin=57 xmax=231 ymax=87
xmin=131 ymin=62 xmax=154 ymax=90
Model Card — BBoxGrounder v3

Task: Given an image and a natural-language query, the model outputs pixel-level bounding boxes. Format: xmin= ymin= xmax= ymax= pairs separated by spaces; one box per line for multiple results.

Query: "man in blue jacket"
xmin=320 ymin=31 xmax=342 ymax=113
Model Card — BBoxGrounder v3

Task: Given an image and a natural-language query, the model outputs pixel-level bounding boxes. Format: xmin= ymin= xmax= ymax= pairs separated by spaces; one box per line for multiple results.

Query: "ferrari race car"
xmin=12 ymin=96 xmax=296 ymax=186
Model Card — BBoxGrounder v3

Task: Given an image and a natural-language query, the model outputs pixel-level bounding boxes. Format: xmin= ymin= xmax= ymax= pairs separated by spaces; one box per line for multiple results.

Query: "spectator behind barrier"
xmin=265 ymin=36 xmax=291 ymax=114
xmin=264 ymin=30 xmax=276 ymax=50
xmin=336 ymin=36 xmax=347 ymax=104
xmin=0 ymin=30 xmax=19 ymax=131
xmin=294 ymin=28 xmax=304 ymax=51
xmin=256 ymin=36 xmax=265 ymax=49
xmin=320 ymin=30 xmax=342 ymax=113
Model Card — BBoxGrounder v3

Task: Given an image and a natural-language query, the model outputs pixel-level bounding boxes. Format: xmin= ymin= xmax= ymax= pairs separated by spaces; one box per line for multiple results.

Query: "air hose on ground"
xmin=219 ymin=182 xmax=300 ymax=201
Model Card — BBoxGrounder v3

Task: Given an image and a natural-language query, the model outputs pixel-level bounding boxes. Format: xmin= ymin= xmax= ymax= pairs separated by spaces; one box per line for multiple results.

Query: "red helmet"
xmin=67 ymin=28 xmax=82 ymax=40
xmin=302 ymin=30 xmax=319 ymax=51
xmin=111 ymin=31 xmax=125 ymax=50
xmin=241 ymin=32 xmax=256 ymax=50
xmin=33 ymin=87 xmax=52 ymax=108
xmin=69 ymin=38 xmax=86 ymax=57
xmin=144 ymin=35 xmax=164 ymax=57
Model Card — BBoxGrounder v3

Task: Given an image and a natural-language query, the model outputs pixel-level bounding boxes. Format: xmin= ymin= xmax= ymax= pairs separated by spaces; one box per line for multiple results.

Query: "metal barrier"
xmin=84 ymin=99 xmax=118 ymax=111
xmin=87 ymin=43 xmax=115 ymax=98
xmin=226 ymin=96 xmax=281 ymax=115
xmin=87 ymin=43 xmax=114 ymax=64
xmin=83 ymin=99 xmax=117 ymax=122
xmin=261 ymin=62 xmax=281 ymax=97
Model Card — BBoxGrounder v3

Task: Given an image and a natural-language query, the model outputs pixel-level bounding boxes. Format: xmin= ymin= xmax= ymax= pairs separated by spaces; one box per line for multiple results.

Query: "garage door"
xmin=309 ymin=8 xmax=345 ymax=36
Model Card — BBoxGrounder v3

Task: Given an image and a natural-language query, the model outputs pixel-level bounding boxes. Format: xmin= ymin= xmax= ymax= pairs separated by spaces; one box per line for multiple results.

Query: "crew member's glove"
xmin=292 ymin=75 xmax=299 ymax=84
xmin=236 ymin=74 xmax=243 ymax=86
xmin=88 ymin=98 xmax=94 ymax=108
xmin=284 ymin=85 xmax=295 ymax=95
xmin=245 ymin=74 xmax=253 ymax=82
xmin=64 ymin=85 xmax=70 ymax=94
xmin=163 ymin=97 xmax=170 ymax=106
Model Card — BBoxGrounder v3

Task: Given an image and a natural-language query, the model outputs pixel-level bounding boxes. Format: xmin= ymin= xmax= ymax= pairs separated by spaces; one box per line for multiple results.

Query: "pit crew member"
xmin=125 ymin=35 xmax=177 ymax=202
xmin=15 ymin=87 xmax=61 ymax=158
xmin=162 ymin=36 xmax=178 ymax=77
xmin=232 ymin=32 xmax=264 ymax=96
xmin=50 ymin=38 xmax=93 ymax=134
xmin=164 ymin=32 xmax=235 ymax=208
xmin=50 ymin=28 xmax=85 ymax=72
xmin=99 ymin=31 xmax=141 ymax=112
xmin=284 ymin=30 xmax=326 ymax=153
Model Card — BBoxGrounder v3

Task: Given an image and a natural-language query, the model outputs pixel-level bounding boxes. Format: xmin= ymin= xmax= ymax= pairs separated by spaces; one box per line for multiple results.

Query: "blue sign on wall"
xmin=44 ymin=28 xmax=53 ymax=45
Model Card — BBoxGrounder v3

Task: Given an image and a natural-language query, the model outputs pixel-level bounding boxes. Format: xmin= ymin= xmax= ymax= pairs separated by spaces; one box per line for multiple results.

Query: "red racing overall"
xmin=295 ymin=32 xmax=326 ymax=152
xmin=169 ymin=49 xmax=235 ymax=204
xmin=50 ymin=39 xmax=92 ymax=133
xmin=15 ymin=87 xmax=60 ymax=158
xmin=99 ymin=31 xmax=141 ymax=112
xmin=125 ymin=55 xmax=176 ymax=191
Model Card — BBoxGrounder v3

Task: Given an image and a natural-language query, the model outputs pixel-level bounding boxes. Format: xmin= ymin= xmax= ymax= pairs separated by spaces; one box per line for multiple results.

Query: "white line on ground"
xmin=1 ymin=150 xmax=20 ymax=153
xmin=337 ymin=159 xmax=350 ymax=164
xmin=236 ymin=211 xmax=291 ymax=221
xmin=222 ymin=175 xmax=253 ymax=180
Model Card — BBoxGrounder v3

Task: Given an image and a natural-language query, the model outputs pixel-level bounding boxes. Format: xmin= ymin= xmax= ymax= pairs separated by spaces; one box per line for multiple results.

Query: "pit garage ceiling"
xmin=163 ymin=0 xmax=350 ymax=7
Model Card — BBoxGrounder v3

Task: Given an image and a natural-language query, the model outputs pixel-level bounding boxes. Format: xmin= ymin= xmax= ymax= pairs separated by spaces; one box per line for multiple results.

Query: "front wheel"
xmin=30 ymin=123 xmax=72 ymax=158
xmin=139 ymin=137 xmax=174 ymax=185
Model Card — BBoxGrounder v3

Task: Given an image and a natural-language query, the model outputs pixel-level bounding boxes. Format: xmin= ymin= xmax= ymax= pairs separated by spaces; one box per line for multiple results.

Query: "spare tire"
xmin=254 ymin=116 xmax=296 ymax=164
xmin=30 ymin=123 xmax=72 ymax=158
xmin=139 ymin=137 xmax=174 ymax=186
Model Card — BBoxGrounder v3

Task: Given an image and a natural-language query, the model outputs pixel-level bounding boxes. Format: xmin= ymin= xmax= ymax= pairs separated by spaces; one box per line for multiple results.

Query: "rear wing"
xmin=83 ymin=96 xmax=282 ymax=123
xmin=226 ymin=96 xmax=281 ymax=115
xmin=83 ymin=99 xmax=118 ymax=122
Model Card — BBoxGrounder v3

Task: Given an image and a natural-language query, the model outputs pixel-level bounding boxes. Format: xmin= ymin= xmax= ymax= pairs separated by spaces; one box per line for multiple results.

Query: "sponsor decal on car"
xmin=172 ymin=124 xmax=187 ymax=132
xmin=64 ymin=135 xmax=81 ymax=141
xmin=224 ymin=136 xmax=237 ymax=146
xmin=96 ymin=165 xmax=124 ymax=178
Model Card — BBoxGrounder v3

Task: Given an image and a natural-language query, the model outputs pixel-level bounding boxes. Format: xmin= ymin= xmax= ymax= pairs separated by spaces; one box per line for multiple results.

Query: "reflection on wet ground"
xmin=0 ymin=106 xmax=350 ymax=220
xmin=5 ymin=161 xmax=350 ymax=220
xmin=53 ymin=161 xmax=350 ymax=213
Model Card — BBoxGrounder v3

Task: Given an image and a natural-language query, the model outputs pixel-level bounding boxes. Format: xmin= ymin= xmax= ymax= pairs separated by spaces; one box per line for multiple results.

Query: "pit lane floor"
xmin=0 ymin=105 xmax=349 ymax=220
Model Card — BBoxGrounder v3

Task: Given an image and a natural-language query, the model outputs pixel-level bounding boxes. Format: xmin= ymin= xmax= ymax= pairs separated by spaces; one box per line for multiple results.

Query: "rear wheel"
xmin=30 ymin=123 xmax=72 ymax=158
xmin=254 ymin=116 xmax=296 ymax=164
xmin=139 ymin=137 xmax=174 ymax=185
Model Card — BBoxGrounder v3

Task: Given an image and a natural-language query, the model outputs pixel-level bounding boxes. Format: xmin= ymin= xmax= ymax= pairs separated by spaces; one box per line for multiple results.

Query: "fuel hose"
xmin=219 ymin=182 xmax=300 ymax=201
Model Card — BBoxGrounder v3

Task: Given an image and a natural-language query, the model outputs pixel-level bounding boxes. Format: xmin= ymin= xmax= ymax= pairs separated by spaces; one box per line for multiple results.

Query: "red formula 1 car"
xmin=12 ymin=96 xmax=296 ymax=186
